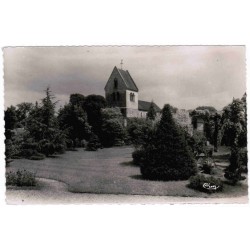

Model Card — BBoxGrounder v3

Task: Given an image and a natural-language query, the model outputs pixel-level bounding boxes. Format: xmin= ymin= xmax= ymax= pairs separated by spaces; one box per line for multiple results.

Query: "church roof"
xmin=138 ymin=100 xmax=161 ymax=112
xmin=117 ymin=68 xmax=139 ymax=92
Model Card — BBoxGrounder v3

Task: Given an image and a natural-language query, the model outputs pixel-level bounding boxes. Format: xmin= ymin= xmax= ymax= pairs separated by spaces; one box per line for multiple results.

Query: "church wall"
xmin=126 ymin=109 xmax=147 ymax=118
xmin=105 ymin=68 xmax=128 ymax=108
xmin=125 ymin=90 xmax=138 ymax=110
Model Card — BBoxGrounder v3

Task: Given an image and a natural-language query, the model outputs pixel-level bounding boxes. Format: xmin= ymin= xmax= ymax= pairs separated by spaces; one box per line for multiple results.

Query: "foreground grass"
xmin=6 ymin=146 xmax=248 ymax=198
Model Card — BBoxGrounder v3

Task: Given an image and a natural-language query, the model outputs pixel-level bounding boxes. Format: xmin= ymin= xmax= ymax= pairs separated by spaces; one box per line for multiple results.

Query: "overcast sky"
xmin=4 ymin=46 xmax=246 ymax=111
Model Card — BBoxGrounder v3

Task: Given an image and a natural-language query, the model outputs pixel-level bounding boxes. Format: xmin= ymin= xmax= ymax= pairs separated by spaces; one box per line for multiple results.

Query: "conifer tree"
xmin=140 ymin=104 xmax=197 ymax=180
xmin=146 ymin=102 xmax=157 ymax=120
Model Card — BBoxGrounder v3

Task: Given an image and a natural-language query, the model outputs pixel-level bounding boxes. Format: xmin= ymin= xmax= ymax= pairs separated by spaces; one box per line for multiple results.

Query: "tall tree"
xmin=26 ymin=87 xmax=66 ymax=154
xmin=58 ymin=103 xmax=91 ymax=145
xmin=146 ymin=102 xmax=157 ymax=120
xmin=69 ymin=93 xmax=85 ymax=108
xmin=83 ymin=95 xmax=107 ymax=136
xmin=140 ymin=104 xmax=197 ymax=180
xmin=5 ymin=106 xmax=18 ymax=130
xmin=222 ymin=98 xmax=246 ymax=184
xmin=100 ymin=108 xmax=125 ymax=147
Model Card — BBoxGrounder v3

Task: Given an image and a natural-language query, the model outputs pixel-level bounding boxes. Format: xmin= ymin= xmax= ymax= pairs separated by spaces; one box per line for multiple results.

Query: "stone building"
xmin=104 ymin=66 xmax=161 ymax=118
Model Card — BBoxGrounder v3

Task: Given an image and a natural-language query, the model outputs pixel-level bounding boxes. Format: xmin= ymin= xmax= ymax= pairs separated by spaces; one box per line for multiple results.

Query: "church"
xmin=104 ymin=66 xmax=161 ymax=118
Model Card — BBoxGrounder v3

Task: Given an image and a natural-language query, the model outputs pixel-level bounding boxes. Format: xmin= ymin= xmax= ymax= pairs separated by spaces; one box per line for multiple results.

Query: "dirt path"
xmin=6 ymin=178 xmax=248 ymax=204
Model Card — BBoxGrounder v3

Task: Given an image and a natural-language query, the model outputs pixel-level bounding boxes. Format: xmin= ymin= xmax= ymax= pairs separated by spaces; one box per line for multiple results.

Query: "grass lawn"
xmin=6 ymin=146 xmax=248 ymax=198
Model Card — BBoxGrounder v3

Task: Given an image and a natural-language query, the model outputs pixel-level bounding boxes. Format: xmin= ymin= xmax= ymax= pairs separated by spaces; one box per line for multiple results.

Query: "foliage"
xmin=186 ymin=132 xmax=212 ymax=157
xmin=221 ymin=98 xmax=246 ymax=147
xmin=5 ymin=139 xmax=21 ymax=163
xmin=126 ymin=118 xmax=154 ymax=147
xmin=86 ymin=134 xmax=101 ymax=151
xmin=69 ymin=93 xmax=85 ymax=108
xmin=39 ymin=140 xmax=55 ymax=157
xmin=197 ymin=157 xmax=215 ymax=174
xmin=6 ymin=169 xmax=36 ymax=186
xmin=240 ymin=148 xmax=247 ymax=170
xmin=188 ymin=174 xmax=223 ymax=193
xmin=29 ymin=153 xmax=46 ymax=160
xmin=15 ymin=102 xmax=34 ymax=127
xmin=146 ymin=102 xmax=157 ymax=120
xmin=83 ymin=95 xmax=107 ymax=136
xmin=196 ymin=106 xmax=217 ymax=113
xmin=132 ymin=149 xmax=145 ymax=166
xmin=222 ymin=97 xmax=247 ymax=184
xmin=139 ymin=104 xmax=197 ymax=181
xmin=100 ymin=108 xmax=125 ymax=147
xmin=58 ymin=103 xmax=91 ymax=146
xmin=25 ymin=88 xmax=66 ymax=155
xmin=5 ymin=106 xmax=18 ymax=130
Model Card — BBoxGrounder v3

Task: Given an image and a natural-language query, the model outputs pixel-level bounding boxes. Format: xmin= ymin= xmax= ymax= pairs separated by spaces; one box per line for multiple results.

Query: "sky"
xmin=4 ymin=46 xmax=246 ymax=111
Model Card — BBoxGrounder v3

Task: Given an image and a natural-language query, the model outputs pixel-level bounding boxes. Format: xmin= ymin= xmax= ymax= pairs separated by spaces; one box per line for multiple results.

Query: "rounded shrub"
xmin=6 ymin=169 xmax=36 ymax=186
xmin=29 ymin=153 xmax=45 ymax=160
xmin=188 ymin=174 xmax=223 ymax=193
xmin=86 ymin=134 xmax=101 ymax=151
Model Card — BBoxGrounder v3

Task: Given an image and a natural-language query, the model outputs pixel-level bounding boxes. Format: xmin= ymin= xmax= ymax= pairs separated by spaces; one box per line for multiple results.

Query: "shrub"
xmin=188 ymin=174 xmax=223 ymax=193
xmin=29 ymin=153 xmax=45 ymax=160
xmin=54 ymin=143 xmax=66 ymax=154
xmin=140 ymin=104 xmax=197 ymax=181
xmin=86 ymin=134 xmax=101 ymax=151
xmin=6 ymin=169 xmax=36 ymax=186
xmin=127 ymin=118 xmax=154 ymax=147
xmin=197 ymin=157 xmax=215 ymax=174
xmin=132 ymin=149 xmax=145 ymax=166
xmin=224 ymin=147 xmax=244 ymax=185
xmin=22 ymin=148 xmax=37 ymax=158
xmin=100 ymin=108 xmax=126 ymax=147
xmin=39 ymin=141 xmax=55 ymax=156
xmin=240 ymin=148 xmax=247 ymax=173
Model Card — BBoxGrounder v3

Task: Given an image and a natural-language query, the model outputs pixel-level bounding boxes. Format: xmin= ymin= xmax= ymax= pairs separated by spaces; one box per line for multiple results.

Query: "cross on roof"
xmin=120 ymin=59 xmax=123 ymax=69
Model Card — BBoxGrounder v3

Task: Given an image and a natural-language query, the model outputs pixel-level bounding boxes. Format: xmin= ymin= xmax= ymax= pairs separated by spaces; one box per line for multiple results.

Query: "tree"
xmin=127 ymin=118 xmax=154 ymax=147
xmin=146 ymin=102 xmax=157 ymax=120
xmin=58 ymin=103 xmax=91 ymax=146
xmin=69 ymin=93 xmax=85 ymax=108
xmin=213 ymin=113 xmax=221 ymax=152
xmin=5 ymin=106 xmax=18 ymax=130
xmin=139 ymin=104 xmax=197 ymax=180
xmin=26 ymin=87 xmax=66 ymax=154
xmin=222 ymin=98 xmax=247 ymax=184
xmin=196 ymin=106 xmax=217 ymax=113
xmin=86 ymin=133 xmax=101 ymax=151
xmin=100 ymin=108 xmax=125 ymax=147
xmin=83 ymin=95 xmax=107 ymax=136
xmin=16 ymin=102 xmax=34 ymax=127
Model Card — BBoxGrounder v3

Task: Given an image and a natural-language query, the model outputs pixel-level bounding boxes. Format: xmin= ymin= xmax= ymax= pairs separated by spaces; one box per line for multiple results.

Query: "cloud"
xmin=4 ymin=46 xmax=246 ymax=110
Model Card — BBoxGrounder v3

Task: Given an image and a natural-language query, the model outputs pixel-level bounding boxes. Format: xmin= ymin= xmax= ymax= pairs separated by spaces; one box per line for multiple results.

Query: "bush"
xmin=188 ymin=174 xmax=223 ymax=193
xmin=6 ymin=169 xmax=36 ymax=186
xmin=140 ymin=105 xmax=197 ymax=181
xmin=22 ymin=148 xmax=37 ymax=158
xmin=224 ymin=147 xmax=244 ymax=185
xmin=197 ymin=157 xmax=215 ymax=174
xmin=132 ymin=149 xmax=145 ymax=166
xmin=29 ymin=153 xmax=45 ymax=160
xmin=86 ymin=134 xmax=101 ymax=151
xmin=127 ymin=118 xmax=154 ymax=147
xmin=240 ymin=148 xmax=247 ymax=173
xmin=54 ymin=143 xmax=66 ymax=154
xmin=39 ymin=141 xmax=55 ymax=156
